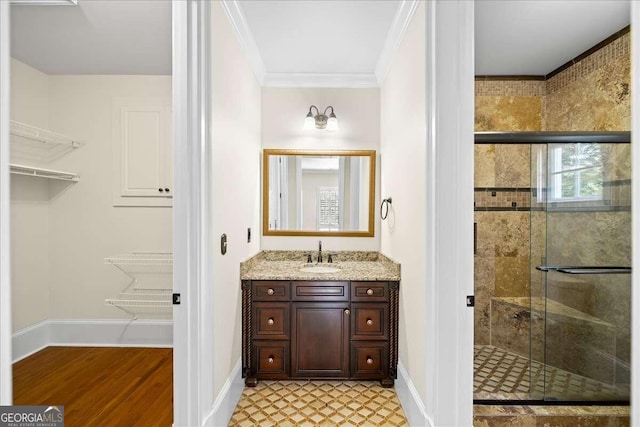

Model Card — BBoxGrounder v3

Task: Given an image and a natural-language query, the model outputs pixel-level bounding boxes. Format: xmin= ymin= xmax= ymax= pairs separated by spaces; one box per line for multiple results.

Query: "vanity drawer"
xmin=292 ymin=281 xmax=349 ymax=301
xmin=252 ymin=340 xmax=289 ymax=379
xmin=351 ymin=282 xmax=388 ymax=302
xmin=253 ymin=303 xmax=290 ymax=340
xmin=351 ymin=303 xmax=388 ymax=340
xmin=252 ymin=281 xmax=290 ymax=301
xmin=350 ymin=342 xmax=388 ymax=379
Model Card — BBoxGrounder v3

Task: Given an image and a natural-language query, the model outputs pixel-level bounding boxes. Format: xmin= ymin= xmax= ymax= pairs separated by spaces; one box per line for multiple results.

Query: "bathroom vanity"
xmin=240 ymin=251 xmax=400 ymax=387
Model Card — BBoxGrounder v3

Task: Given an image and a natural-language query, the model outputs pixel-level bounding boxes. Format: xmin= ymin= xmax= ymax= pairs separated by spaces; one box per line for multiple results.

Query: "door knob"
xmin=267 ymin=318 xmax=275 ymax=325
xmin=366 ymin=357 xmax=374 ymax=365
xmin=267 ymin=356 xmax=274 ymax=364
xmin=344 ymin=309 xmax=350 ymax=315
xmin=366 ymin=319 xmax=373 ymax=326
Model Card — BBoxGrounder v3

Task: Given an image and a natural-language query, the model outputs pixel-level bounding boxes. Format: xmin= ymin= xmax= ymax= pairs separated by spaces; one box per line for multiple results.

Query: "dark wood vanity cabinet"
xmin=242 ymin=279 xmax=399 ymax=387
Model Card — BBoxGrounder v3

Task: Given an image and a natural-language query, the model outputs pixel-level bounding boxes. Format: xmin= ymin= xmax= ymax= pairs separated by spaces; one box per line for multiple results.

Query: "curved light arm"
xmin=323 ymin=106 xmax=335 ymax=117
xmin=308 ymin=105 xmax=320 ymax=117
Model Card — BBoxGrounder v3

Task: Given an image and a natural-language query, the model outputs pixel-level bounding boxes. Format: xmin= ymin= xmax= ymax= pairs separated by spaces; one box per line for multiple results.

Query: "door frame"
xmin=172 ymin=0 xmax=214 ymax=425
xmin=0 ymin=0 xmax=12 ymax=406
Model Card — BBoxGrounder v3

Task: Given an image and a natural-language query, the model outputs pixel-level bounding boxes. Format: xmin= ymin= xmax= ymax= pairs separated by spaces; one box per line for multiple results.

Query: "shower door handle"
xmin=536 ymin=265 xmax=631 ymax=274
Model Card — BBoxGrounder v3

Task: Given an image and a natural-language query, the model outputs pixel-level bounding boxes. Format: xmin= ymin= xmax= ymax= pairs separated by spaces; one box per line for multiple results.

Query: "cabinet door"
xmin=112 ymin=97 xmax=172 ymax=207
xmin=291 ymin=302 xmax=349 ymax=378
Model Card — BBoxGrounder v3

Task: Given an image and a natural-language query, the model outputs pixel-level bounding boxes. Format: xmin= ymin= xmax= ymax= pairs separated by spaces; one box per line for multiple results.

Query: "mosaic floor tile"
xmin=229 ymin=381 xmax=408 ymax=426
xmin=474 ymin=345 xmax=629 ymax=400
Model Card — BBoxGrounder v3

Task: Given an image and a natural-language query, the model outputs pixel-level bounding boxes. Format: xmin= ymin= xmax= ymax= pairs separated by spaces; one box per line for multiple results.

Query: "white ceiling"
xmin=10 ymin=0 xmax=171 ymax=75
xmin=8 ymin=0 xmax=632 ymax=81
xmin=238 ymin=1 xmax=398 ymax=75
xmin=475 ymin=0 xmax=630 ymax=76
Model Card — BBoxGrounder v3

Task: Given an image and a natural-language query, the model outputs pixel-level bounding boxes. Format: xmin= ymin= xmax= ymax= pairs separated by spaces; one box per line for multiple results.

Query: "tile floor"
xmin=474 ymin=345 xmax=629 ymax=400
xmin=228 ymin=380 xmax=408 ymax=427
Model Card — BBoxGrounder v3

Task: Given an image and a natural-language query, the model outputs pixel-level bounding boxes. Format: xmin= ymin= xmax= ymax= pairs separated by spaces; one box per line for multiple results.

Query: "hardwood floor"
xmin=13 ymin=347 xmax=173 ymax=427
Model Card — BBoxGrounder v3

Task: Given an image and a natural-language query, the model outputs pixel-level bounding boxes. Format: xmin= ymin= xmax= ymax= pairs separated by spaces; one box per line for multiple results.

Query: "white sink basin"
xmin=299 ymin=266 xmax=342 ymax=274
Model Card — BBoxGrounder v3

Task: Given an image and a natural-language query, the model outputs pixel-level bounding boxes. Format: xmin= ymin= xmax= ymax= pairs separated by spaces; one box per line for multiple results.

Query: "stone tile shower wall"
xmin=474 ymin=29 xmax=631 ymax=386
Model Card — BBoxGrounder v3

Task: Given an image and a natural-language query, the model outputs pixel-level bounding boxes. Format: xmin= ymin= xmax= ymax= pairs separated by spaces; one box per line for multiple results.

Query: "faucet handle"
xmin=305 ymin=254 xmax=313 ymax=263
xmin=327 ymin=254 xmax=336 ymax=263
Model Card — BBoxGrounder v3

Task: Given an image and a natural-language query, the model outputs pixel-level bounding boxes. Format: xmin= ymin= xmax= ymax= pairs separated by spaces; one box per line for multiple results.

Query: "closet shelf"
xmin=105 ymin=289 xmax=172 ymax=316
xmin=11 ymin=120 xmax=86 ymax=163
xmin=11 ymin=120 xmax=85 ymax=148
xmin=105 ymin=252 xmax=173 ymax=318
xmin=10 ymin=163 xmax=79 ymax=182
xmin=104 ymin=252 xmax=173 ymax=275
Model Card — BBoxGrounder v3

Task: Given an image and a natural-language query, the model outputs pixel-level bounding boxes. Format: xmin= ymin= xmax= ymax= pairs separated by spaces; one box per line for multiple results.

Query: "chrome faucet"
xmin=317 ymin=240 xmax=323 ymax=263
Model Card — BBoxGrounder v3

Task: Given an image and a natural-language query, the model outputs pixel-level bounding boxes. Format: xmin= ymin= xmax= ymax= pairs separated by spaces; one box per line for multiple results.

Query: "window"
xmin=317 ymin=186 xmax=339 ymax=230
xmin=548 ymin=143 xmax=603 ymax=202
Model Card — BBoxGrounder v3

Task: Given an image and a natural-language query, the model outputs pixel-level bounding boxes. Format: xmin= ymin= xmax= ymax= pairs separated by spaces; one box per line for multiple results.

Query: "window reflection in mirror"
xmin=263 ymin=150 xmax=375 ymax=237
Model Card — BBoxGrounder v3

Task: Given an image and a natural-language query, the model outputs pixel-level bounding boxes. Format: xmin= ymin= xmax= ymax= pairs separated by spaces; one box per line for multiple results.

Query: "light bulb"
xmin=327 ymin=116 xmax=338 ymax=132
xmin=304 ymin=114 xmax=315 ymax=130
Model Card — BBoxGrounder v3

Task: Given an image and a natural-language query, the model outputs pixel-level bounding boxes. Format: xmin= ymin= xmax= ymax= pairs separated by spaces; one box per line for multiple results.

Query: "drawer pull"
xmin=366 ymin=357 xmax=374 ymax=365
xmin=267 ymin=318 xmax=275 ymax=326
xmin=344 ymin=308 xmax=350 ymax=315
xmin=267 ymin=356 xmax=274 ymax=364
xmin=366 ymin=319 xmax=373 ymax=326
xmin=267 ymin=288 xmax=275 ymax=295
xmin=366 ymin=288 xmax=374 ymax=296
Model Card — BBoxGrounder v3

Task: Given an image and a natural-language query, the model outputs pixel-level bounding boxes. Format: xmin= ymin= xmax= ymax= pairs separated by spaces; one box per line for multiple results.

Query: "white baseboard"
xmin=203 ymin=358 xmax=244 ymax=427
xmin=12 ymin=319 xmax=49 ymax=362
xmin=396 ymin=361 xmax=431 ymax=427
xmin=12 ymin=319 xmax=173 ymax=362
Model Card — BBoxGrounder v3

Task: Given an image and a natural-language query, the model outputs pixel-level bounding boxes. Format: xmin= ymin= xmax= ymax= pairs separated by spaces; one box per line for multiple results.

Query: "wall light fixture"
xmin=304 ymin=105 xmax=338 ymax=131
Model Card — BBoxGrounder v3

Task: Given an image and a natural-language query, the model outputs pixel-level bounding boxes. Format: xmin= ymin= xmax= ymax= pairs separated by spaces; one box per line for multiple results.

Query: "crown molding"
xmin=374 ymin=0 xmax=420 ymax=85
xmin=219 ymin=0 xmax=266 ymax=85
xmin=262 ymin=73 xmax=379 ymax=88
xmin=10 ymin=0 xmax=77 ymax=4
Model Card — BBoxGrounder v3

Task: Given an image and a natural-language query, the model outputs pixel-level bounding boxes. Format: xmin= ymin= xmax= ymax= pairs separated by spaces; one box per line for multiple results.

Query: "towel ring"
xmin=380 ymin=197 xmax=392 ymax=220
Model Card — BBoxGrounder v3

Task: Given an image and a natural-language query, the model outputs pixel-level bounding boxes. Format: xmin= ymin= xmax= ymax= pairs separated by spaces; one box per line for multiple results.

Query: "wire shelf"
xmin=10 ymin=163 xmax=80 ymax=182
xmin=104 ymin=252 xmax=173 ymax=275
xmin=105 ymin=252 xmax=173 ymax=318
xmin=11 ymin=120 xmax=86 ymax=162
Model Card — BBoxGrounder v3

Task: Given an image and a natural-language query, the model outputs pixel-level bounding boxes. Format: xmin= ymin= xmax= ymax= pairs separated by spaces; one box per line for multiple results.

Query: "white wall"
xmin=261 ymin=87 xmax=380 ymax=251
xmin=10 ymin=59 xmax=51 ymax=331
xmin=211 ymin=0 xmax=261 ymax=401
xmin=10 ymin=58 xmax=173 ymax=329
xmin=46 ymin=75 xmax=172 ymax=320
xmin=380 ymin=0 xmax=427 ymax=410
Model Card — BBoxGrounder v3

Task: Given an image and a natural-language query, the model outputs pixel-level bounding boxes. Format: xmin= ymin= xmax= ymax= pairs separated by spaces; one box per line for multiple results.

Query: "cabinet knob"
xmin=267 ymin=356 xmax=274 ymax=364
xmin=366 ymin=319 xmax=373 ymax=326
xmin=366 ymin=288 xmax=374 ymax=296
xmin=158 ymin=188 xmax=164 ymax=193
xmin=267 ymin=318 xmax=275 ymax=326
xmin=366 ymin=357 xmax=374 ymax=365
xmin=344 ymin=308 xmax=350 ymax=315
xmin=165 ymin=188 xmax=170 ymax=193
xmin=267 ymin=288 xmax=274 ymax=295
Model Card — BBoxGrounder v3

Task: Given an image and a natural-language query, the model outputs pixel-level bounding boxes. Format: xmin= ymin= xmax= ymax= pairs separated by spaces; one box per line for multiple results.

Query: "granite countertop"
xmin=240 ymin=251 xmax=401 ymax=281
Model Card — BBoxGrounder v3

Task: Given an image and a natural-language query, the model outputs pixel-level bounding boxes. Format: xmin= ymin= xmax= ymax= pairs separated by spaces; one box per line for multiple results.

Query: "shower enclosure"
xmin=473 ymin=132 xmax=631 ymax=403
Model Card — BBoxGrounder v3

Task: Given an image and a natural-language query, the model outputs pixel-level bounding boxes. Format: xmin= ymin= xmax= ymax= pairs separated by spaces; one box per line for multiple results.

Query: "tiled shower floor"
xmin=474 ymin=345 xmax=629 ymax=401
xmin=228 ymin=380 xmax=409 ymax=426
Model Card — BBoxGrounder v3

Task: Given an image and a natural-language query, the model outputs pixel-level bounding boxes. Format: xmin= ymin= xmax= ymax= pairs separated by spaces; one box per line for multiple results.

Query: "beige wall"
xmin=260 ymin=87 xmax=380 ymax=251
xmin=10 ymin=59 xmax=51 ymax=331
xmin=10 ymin=58 xmax=173 ymax=331
xmin=380 ymin=2 xmax=427 ymax=404
xmin=46 ymin=75 xmax=173 ymax=320
xmin=210 ymin=1 xmax=262 ymax=400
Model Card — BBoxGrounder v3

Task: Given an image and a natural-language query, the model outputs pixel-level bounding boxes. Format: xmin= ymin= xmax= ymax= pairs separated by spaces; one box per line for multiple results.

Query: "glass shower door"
xmin=537 ymin=142 xmax=631 ymax=401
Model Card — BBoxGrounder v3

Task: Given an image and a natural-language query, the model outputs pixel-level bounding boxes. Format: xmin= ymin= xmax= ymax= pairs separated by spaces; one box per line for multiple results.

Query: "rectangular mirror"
xmin=263 ymin=149 xmax=376 ymax=237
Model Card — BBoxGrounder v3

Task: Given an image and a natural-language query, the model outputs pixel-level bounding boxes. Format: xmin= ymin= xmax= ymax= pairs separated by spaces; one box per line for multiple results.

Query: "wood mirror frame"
xmin=263 ymin=149 xmax=376 ymax=237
